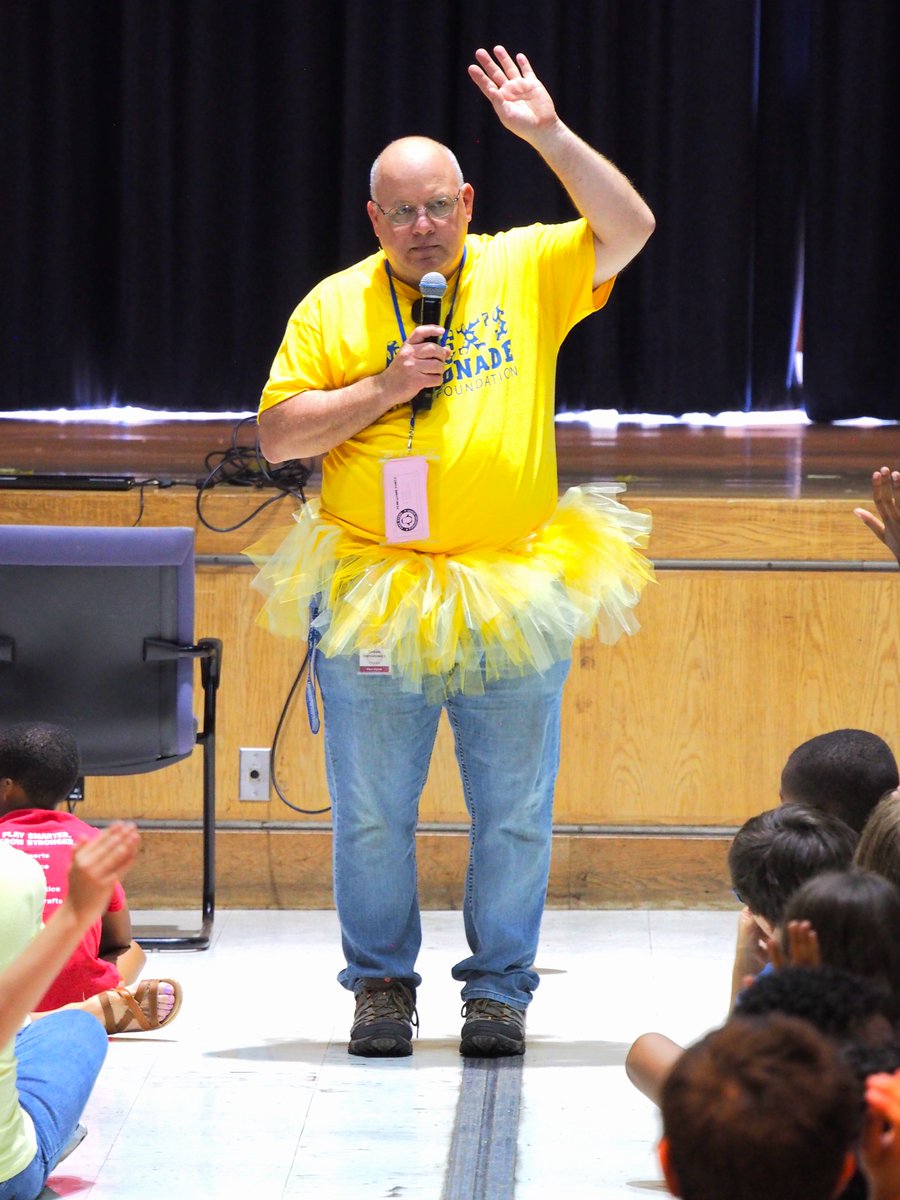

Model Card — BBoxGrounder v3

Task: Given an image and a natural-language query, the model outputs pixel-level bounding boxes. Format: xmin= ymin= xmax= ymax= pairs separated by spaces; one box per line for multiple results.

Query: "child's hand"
xmin=868 ymin=1073 xmax=900 ymax=1125
xmin=768 ymin=919 xmax=822 ymax=970
xmin=735 ymin=907 xmax=770 ymax=972
xmin=66 ymin=823 xmax=140 ymax=925
xmin=861 ymin=1072 xmax=900 ymax=1198
xmin=765 ymin=932 xmax=784 ymax=970
xmin=783 ymin=919 xmax=822 ymax=967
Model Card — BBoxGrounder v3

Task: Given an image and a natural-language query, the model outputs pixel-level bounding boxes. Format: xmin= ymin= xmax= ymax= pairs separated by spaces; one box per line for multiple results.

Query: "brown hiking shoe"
xmin=459 ymin=998 xmax=526 ymax=1057
xmin=349 ymin=978 xmax=418 ymax=1057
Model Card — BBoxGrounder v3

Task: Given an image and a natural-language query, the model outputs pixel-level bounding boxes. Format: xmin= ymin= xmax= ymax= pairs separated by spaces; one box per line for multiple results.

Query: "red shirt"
xmin=0 ymin=808 xmax=126 ymax=1009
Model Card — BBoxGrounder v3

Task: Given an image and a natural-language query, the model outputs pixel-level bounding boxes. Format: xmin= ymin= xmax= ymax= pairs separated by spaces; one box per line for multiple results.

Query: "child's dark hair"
xmin=781 ymin=867 xmax=900 ymax=1005
xmin=780 ymin=729 xmax=899 ymax=833
xmin=734 ymin=963 xmax=893 ymax=1044
xmin=728 ymin=804 xmax=857 ymax=927
xmin=660 ymin=1015 xmax=862 ymax=1200
xmin=0 ymin=722 xmax=80 ymax=808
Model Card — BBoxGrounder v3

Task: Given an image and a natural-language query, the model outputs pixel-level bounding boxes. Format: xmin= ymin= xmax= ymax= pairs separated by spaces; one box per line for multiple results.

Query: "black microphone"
xmin=412 ymin=271 xmax=447 ymax=415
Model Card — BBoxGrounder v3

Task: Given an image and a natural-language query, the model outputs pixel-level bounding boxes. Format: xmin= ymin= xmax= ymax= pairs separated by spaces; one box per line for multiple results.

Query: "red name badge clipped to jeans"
xmin=383 ymin=456 xmax=430 ymax=544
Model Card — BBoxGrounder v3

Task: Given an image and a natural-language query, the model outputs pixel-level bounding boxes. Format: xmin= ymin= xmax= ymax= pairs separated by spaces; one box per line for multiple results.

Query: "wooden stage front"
xmin=2 ymin=412 xmax=900 ymax=911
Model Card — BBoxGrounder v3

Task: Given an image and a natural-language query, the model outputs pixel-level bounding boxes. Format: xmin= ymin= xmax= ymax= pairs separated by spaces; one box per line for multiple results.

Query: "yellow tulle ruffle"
xmin=246 ymin=484 xmax=653 ymax=696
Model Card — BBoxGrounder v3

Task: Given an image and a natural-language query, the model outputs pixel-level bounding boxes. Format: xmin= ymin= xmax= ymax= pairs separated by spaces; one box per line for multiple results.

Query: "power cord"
xmin=194 ymin=417 xmax=326 ymax=810
xmin=131 ymin=476 xmax=176 ymax=526
xmin=128 ymin=416 xmax=312 ymax=530
xmin=269 ymin=649 xmax=332 ymax=815
xmin=195 ymin=415 xmax=312 ymax=533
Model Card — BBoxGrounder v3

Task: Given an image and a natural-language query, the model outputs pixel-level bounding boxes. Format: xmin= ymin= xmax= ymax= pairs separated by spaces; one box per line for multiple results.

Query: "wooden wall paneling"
xmin=557 ymin=569 xmax=900 ymax=826
xmin=63 ymin=562 xmax=900 ymax=832
xmin=647 ymin=497 xmax=877 ymax=561
xmin=0 ymin=488 xmax=885 ymax=561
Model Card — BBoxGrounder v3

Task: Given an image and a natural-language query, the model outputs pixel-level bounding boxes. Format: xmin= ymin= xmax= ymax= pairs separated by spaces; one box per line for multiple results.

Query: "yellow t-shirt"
xmin=259 ymin=220 xmax=613 ymax=554
xmin=0 ymin=843 xmax=45 ymax=1183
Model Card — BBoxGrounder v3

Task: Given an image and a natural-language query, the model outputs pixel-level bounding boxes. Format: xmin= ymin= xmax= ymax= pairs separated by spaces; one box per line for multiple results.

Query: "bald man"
xmin=252 ymin=46 xmax=655 ymax=1059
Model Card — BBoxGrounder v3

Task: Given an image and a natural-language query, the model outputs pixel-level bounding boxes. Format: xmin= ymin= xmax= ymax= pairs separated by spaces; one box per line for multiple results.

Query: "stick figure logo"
xmin=397 ymin=508 xmax=418 ymax=532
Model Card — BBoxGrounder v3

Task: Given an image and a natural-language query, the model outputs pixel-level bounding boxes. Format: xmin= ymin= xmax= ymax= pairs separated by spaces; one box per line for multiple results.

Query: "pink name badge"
xmin=383 ymin=456 xmax=430 ymax=544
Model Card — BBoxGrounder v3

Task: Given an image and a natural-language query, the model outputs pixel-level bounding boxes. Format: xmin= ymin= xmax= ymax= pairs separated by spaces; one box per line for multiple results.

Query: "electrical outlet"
xmin=239 ymin=748 xmax=271 ymax=801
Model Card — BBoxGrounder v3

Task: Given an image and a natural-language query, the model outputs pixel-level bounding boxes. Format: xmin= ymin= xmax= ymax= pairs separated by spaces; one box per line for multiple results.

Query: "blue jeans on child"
xmin=315 ymin=652 xmax=570 ymax=1010
xmin=0 ymin=1011 xmax=107 ymax=1200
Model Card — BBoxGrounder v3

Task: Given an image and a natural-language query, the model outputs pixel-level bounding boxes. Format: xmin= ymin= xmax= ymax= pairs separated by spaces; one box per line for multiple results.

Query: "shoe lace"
xmin=461 ymin=998 xmax=518 ymax=1023
xmin=358 ymin=983 xmax=419 ymax=1031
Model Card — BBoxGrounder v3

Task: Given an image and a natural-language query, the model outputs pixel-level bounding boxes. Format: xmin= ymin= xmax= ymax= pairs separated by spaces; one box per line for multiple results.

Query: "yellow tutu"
xmin=246 ymin=484 xmax=653 ymax=697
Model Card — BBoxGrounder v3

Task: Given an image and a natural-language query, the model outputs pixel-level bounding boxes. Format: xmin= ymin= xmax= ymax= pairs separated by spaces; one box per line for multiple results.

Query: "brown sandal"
xmin=97 ymin=979 xmax=184 ymax=1034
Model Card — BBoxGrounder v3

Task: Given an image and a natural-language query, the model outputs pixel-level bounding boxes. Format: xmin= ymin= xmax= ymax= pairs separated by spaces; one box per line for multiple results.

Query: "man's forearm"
xmin=259 ymin=323 xmax=449 ymax=462
xmin=529 ymin=119 xmax=655 ymax=283
xmin=258 ymin=374 xmax=399 ymax=463
xmin=467 ymin=48 xmax=653 ymax=285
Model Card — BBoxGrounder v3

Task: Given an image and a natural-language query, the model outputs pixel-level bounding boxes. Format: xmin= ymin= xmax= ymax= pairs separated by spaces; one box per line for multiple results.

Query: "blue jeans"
xmin=0 ymin=1011 xmax=107 ymax=1200
xmin=315 ymin=652 xmax=570 ymax=1009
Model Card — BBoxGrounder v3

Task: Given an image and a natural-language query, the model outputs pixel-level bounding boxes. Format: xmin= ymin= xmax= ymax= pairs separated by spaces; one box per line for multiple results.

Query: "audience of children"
xmin=0 ymin=722 xmax=182 ymax=1033
xmin=646 ymin=465 xmax=900 ymax=1199
xmin=626 ymin=800 xmax=858 ymax=1105
xmin=0 ymin=823 xmax=139 ymax=1200
xmin=631 ymin=720 xmax=900 ymax=1184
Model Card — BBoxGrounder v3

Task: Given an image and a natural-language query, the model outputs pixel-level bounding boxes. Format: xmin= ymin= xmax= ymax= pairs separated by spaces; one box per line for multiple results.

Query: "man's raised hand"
xmin=468 ymin=46 xmax=558 ymax=143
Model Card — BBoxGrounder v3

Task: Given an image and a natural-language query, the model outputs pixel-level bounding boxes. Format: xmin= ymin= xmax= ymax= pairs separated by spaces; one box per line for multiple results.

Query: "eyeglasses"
xmin=373 ymin=190 xmax=462 ymax=227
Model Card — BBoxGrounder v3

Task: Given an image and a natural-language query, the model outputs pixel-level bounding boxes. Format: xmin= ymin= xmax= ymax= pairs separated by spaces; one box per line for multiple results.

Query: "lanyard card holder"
xmin=383 ymin=455 xmax=430 ymax=544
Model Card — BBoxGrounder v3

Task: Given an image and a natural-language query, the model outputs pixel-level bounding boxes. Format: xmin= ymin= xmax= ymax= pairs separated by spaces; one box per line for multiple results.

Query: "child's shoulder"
xmin=0 ymin=806 xmax=95 ymax=837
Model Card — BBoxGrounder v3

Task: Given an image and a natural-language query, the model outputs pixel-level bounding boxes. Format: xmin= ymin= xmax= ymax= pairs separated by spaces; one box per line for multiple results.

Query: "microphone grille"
xmin=419 ymin=272 xmax=448 ymax=300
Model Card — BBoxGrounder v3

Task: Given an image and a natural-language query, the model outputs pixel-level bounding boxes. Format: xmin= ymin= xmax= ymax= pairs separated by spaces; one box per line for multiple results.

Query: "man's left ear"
xmin=657 ymin=1137 xmax=681 ymax=1197
xmin=462 ymin=182 xmax=475 ymax=223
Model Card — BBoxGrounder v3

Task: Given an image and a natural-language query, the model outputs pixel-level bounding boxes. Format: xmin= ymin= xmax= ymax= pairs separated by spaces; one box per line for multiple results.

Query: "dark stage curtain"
xmin=802 ymin=0 xmax=900 ymax=421
xmin=0 ymin=0 xmax=895 ymax=417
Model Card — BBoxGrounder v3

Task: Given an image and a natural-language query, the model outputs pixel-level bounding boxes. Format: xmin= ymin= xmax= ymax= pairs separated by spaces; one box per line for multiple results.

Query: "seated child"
xmin=0 ymin=823 xmax=139 ymax=1200
xmin=780 ymin=727 xmax=898 ymax=834
xmin=0 ymin=721 xmax=181 ymax=1033
xmin=775 ymin=866 xmax=900 ymax=1015
xmin=727 ymin=802 xmax=858 ymax=1000
xmin=658 ymin=1014 xmax=861 ymax=1200
xmin=660 ymin=1003 xmax=900 ymax=1200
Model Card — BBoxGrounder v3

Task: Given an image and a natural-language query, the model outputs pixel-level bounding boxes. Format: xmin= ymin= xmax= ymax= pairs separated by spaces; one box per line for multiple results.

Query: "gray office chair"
xmin=0 ymin=524 xmax=221 ymax=949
